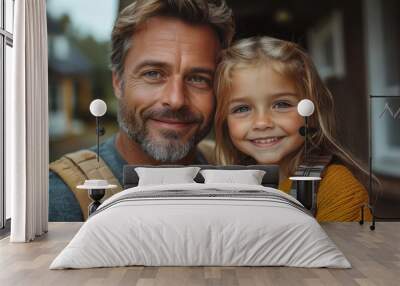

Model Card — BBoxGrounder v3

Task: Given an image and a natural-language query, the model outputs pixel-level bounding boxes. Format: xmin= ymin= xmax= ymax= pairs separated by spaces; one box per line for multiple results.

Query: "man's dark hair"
xmin=110 ymin=0 xmax=235 ymax=79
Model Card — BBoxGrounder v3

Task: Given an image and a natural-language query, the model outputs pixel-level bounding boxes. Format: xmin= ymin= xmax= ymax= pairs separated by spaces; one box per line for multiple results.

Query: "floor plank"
xmin=0 ymin=222 xmax=399 ymax=286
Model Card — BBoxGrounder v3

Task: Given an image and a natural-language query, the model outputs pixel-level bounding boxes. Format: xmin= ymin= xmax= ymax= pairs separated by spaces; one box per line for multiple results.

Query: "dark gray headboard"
xmin=123 ymin=165 xmax=279 ymax=189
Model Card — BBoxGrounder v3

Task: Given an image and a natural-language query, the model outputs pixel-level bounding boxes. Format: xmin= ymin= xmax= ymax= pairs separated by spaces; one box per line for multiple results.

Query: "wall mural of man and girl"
xmin=48 ymin=0 xmax=374 ymax=222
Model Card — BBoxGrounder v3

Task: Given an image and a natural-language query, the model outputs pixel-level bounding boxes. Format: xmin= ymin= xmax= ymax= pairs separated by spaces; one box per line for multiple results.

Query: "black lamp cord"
xmin=96 ymin=116 xmax=100 ymax=166
xmin=305 ymin=116 xmax=308 ymax=162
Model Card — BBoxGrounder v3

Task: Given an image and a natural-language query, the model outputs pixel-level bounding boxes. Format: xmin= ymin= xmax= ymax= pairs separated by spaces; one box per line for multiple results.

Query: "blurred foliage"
xmin=59 ymin=14 xmax=71 ymax=33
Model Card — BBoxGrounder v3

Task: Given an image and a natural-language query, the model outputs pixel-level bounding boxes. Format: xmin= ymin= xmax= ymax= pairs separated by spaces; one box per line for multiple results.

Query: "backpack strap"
xmin=197 ymin=139 xmax=216 ymax=164
xmin=50 ymin=150 xmax=122 ymax=220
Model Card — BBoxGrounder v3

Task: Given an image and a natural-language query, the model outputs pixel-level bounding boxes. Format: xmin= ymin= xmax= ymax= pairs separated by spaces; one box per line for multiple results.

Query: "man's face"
xmin=113 ymin=17 xmax=220 ymax=162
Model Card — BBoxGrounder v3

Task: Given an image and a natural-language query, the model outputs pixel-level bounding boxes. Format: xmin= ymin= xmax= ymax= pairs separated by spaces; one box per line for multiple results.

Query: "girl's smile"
xmin=248 ymin=136 xmax=285 ymax=148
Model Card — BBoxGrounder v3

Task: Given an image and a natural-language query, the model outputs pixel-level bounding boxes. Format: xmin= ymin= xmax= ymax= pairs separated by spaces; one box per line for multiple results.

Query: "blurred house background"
xmin=47 ymin=0 xmax=118 ymax=160
xmin=47 ymin=0 xmax=400 ymax=218
xmin=48 ymin=15 xmax=92 ymax=138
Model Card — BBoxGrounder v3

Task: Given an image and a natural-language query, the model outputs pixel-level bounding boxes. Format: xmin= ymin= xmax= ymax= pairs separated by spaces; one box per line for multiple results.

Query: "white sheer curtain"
xmin=7 ymin=0 xmax=49 ymax=242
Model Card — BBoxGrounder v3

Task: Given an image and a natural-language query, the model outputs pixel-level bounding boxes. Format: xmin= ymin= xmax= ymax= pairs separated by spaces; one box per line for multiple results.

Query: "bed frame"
xmin=123 ymin=165 xmax=280 ymax=189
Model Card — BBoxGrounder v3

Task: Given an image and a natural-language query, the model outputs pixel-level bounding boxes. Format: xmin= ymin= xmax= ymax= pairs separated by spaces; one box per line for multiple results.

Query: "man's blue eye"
xmin=187 ymin=75 xmax=211 ymax=86
xmin=189 ymin=76 xmax=205 ymax=82
xmin=232 ymin=105 xmax=250 ymax=113
xmin=144 ymin=71 xmax=162 ymax=79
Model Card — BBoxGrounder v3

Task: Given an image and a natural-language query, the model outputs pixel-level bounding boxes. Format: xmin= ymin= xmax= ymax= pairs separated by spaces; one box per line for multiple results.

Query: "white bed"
xmin=50 ymin=183 xmax=351 ymax=269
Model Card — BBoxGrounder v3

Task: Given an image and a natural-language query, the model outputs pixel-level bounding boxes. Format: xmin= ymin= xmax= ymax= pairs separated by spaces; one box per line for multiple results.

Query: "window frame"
xmin=1 ymin=0 xmax=14 ymax=231
xmin=364 ymin=0 xmax=400 ymax=176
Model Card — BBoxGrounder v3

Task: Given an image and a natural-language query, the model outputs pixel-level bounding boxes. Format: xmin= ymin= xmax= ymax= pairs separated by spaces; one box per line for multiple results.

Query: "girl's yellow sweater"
xmin=278 ymin=164 xmax=372 ymax=222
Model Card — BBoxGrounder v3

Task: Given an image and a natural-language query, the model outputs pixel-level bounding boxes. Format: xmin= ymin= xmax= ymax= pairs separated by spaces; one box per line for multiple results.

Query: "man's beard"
xmin=117 ymin=99 xmax=212 ymax=162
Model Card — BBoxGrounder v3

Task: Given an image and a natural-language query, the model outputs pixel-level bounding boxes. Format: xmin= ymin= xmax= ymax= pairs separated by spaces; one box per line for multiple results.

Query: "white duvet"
xmin=50 ymin=183 xmax=351 ymax=269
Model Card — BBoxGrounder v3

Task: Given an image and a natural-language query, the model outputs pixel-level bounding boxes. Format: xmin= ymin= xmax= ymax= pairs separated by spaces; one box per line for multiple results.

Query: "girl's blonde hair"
xmin=214 ymin=36 xmax=370 ymax=182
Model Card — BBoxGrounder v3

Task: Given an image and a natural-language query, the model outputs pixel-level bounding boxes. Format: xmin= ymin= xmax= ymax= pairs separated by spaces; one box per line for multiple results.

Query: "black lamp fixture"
xmin=291 ymin=99 xmax=319 ymax=215
xmin=297 ymin=99 xmax=315 ymax=162
xmin=89 ymin=99 xmax=107 ymax=165
xmin=76 ymin=99 xmax=116 ymax=216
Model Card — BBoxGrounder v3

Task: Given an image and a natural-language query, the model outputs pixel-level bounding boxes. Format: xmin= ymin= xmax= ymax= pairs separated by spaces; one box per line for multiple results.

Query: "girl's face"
xmin=227 ymin=64 xmax=304 ymax=165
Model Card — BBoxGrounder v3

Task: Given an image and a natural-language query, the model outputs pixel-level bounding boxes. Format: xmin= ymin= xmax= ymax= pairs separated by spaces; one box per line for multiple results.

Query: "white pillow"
xmin=200 ymin=169 xmax=266 ymax=185
xmin=135 ymin=167 xmax=201 ymax=186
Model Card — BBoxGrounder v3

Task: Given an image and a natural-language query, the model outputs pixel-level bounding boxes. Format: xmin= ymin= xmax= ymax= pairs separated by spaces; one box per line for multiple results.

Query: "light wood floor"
xmin=0 ymin=222 xmax=399 ymax=286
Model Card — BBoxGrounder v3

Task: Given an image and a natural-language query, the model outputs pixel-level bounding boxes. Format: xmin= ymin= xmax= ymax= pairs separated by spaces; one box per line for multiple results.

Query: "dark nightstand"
xmin=289 ymin=176 xmax=321 ymax=216
xmin=77 ymin=180 xmax=117 ymax=216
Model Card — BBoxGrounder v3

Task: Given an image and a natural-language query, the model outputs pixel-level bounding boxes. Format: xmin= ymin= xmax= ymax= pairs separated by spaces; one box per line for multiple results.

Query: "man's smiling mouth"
xmin=149 ymin=118 xmax=197 ymax=131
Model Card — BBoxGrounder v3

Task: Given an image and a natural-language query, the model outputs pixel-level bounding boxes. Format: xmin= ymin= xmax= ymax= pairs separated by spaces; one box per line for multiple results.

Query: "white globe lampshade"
xmin=89 ymin=99 xmax=107 ymax=117
xmin=297 ymin=99 xmax=315 ymax=117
